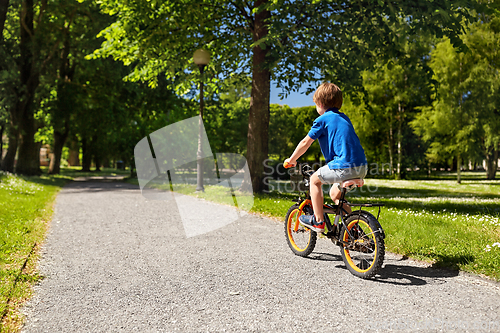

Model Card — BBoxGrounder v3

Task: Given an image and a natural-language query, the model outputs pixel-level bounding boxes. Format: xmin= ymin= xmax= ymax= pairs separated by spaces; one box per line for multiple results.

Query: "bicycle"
xmin=283 ymin=162 xmax=386 ymax=279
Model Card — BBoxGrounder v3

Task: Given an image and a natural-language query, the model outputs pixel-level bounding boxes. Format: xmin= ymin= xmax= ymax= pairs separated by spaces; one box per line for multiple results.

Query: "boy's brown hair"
xmin=313 ymin=82 xmax=343 ymax=109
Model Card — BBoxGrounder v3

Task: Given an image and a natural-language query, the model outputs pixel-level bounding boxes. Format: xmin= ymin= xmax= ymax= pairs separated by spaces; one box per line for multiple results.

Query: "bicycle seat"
xmin=342 ymin=179 xmax=364 ymax=188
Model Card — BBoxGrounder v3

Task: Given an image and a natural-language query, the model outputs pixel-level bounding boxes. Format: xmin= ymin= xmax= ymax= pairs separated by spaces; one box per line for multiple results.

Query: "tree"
xmin=0 ymin=0 xmax=10 ymax=164
xmin=288 ymin=106 xmax=323 ymax=163
xmin=342 ymin=93 xmax=386 ymax=171
xmin=463 ymin=9 xmax=500 ymax=179
xmin=0 ymin=0 xmax=98 ymax=175
xmin=411 ymin=40 xmax=475 ymax=183
xmin=0 ymin=105 xmax=6 ymax=164
xmin=0 ymin=0 xmax=17 ymax=172
xmin=412 ymin=6 xmax=500 ymax=182
xmin=268 ymin=103 xmax=294 ymax=161
xmin=10 ymin=0 xmax=39 ymax=175
xmin=1 ymin=0 xmax=59 ymax=175
xmin=42 ymin=0 xmax=110 ymax=174
xmin=204 ymin=94 xmax=250 ymax=158
xmin=93 ymin=0 xmax=474 ymax=192
xmin=360 ymin=34 xmax=434 ymax=179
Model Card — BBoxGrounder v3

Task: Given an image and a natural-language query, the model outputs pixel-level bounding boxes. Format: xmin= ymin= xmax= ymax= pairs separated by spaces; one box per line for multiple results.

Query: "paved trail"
xmin=22 ymin=181 xmax=500 ymax=332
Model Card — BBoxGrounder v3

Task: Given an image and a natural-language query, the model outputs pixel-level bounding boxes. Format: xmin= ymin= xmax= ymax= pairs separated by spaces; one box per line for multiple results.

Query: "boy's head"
xmin=313 ymin=82 xmax=343 ymax=109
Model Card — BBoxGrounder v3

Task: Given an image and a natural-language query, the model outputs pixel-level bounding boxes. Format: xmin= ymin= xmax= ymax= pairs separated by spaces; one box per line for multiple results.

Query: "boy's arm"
xmin=284 ymin=135 xmax=314 ymax=166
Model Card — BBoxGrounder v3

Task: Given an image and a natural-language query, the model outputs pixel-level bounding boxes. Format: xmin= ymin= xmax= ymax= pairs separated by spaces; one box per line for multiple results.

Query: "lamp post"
xmin=193 ymin=49 xmax=210 ymax=192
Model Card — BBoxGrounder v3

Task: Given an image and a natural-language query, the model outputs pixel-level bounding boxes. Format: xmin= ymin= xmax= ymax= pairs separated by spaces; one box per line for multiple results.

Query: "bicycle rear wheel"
xmin=339 ymin=212 xmax=385 ymax=279
xmin=285 ymin=204 xmax=316 ymax=257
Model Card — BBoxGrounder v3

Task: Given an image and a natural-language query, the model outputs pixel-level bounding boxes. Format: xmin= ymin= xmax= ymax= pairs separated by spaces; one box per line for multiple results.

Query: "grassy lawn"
xmin=0 ymin=173 xmax=64 ymax=331
xmin=134 ymin=171 xmax=500 ymax=281
xmin=0 ymin=167 xmax=127 ymax=332
xmin=355 ymin=176 xmax=500 ymax=280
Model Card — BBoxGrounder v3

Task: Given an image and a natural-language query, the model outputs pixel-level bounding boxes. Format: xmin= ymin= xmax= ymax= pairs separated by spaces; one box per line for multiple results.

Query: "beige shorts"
xmin=316 ymin=164 xmax=368 ymax=191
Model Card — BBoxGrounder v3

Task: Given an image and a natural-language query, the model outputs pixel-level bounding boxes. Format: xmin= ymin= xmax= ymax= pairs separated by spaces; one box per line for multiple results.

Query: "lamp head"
xmin=193 ymin=49 xmax=211 ymax=66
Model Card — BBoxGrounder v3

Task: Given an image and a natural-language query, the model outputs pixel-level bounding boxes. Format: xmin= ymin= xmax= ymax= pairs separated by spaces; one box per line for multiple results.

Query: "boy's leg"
xmin=298 ymin=171 xmax=326 ymax=233
xmin=329 ymin=184 xmax=351 ymax=215
xmin=310 ymin=172 xmax=325 ymax=222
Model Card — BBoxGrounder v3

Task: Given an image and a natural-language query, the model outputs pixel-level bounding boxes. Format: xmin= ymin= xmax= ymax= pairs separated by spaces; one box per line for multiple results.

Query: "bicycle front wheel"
xmin=285 ymin=204 xmax=316 ymax=257
xmin=340 ymin=213 xmax=385 ymax=279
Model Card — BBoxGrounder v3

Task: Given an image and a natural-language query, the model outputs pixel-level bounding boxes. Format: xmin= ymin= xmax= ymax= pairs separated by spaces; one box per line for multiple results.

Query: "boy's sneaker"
xmin=299 ymin=215 xmax=325 ymax=233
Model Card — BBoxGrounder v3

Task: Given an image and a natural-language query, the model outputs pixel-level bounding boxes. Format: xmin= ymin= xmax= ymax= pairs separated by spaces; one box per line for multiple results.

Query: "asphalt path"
xmin=22 ymin=181 xmax=500 ymax=332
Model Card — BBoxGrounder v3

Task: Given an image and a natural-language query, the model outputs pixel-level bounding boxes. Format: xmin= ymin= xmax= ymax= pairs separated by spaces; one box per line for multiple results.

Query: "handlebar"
xmin=284 ymin=162 xmax=314 ymax=178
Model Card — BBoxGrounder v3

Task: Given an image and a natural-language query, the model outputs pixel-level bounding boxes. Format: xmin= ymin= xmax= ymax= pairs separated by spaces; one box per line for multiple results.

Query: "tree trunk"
xmin=16 ymin=101 xmax=40 ymax=175
xmin=15 ymin=0 xmax=41 ymax=176
xmin=81 ymin=137 xmax=91 ymax=171
xmin=244 ymin=0 xmax=270 ymax=193
xmin=387 ymin=116 xmax=394 ymax=176
xmin=68 ymin=139 xmax=80 ymax=166
xmin=0 ymin=0 xmax=7 ymax=149
xmin=102 ymin=156 xmax=110 ymax=168
xmin=485 ymin=147 xmax=498 ymax=180
xmin=48 ymin=30 xmax=72 ymax=175
xmin=1 ymin=124 xmax=18 ymax=173
xmin=91 ymin=135 xmax=100 ymax=171
xmin=396 ymin=103 xmax=403 ymax=180
xmin=0 ymin=124 xmax=3 ymax=164
xmin=130 ymin=156 xmax=136 ymax=177
xmin=94 ymin=154 xmax=101 ymax=172
xmin=457 ymin=155 xmax=461 ymax=184
xmin=48 ymin=128 xmax=68 ymax=174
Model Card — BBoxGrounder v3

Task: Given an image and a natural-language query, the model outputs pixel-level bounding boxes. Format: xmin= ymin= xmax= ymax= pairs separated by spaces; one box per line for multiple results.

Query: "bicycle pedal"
xmin=330 ymin=236 xmax=340 ymax=246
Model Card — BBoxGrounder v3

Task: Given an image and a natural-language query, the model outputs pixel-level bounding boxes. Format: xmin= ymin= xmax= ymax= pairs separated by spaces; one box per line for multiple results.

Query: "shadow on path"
xmin=375 ymin=262 xmax=459 ymax=286
xmin=59 ymin=180 xmax=140 ymax=194
xmin=305 ymin=251 xmax=460 ymax=286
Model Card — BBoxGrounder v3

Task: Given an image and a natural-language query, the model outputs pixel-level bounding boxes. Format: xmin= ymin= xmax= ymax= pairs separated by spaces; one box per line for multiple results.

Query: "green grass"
xmin=132 ymin=171 xmax=500 ymax=281
xmin=354 ymin=177 xmax=500 ymax=280
xmin=0 ymin=173 xmax=65 ymax=331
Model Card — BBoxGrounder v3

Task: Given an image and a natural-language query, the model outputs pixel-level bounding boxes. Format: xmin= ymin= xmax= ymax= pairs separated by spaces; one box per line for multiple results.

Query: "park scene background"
xmin=0 ymin=0 xmax=500 ymax=331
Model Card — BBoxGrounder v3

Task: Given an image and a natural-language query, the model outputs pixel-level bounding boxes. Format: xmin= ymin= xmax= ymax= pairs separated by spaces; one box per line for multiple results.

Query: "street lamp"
xmin=193 ymin=49 xmax=210 ymax=192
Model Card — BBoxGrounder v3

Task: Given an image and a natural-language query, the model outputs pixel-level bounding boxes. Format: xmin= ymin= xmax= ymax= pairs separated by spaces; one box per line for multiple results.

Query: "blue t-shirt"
xmin=307 ymin=108 xmax=367 ymax=169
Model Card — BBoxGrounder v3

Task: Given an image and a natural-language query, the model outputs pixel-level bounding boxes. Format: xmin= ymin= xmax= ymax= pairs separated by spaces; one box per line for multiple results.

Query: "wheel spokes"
xmin=344 ymin=221 xmax=377 ymax=271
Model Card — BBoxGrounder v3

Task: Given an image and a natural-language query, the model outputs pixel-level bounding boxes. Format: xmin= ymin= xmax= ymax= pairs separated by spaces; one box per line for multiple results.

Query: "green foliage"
xmin=76 ymin=60 xmax=194 ymax=170
xmin=268 ymin=104 xmax=294 ymax=160
xmin=342 ymin=93 xmax=383 ymax=166
xmin=203 ymin=83 xmax=250 ymax=156
xmin=91 ymin=0 xmax=475 ymax=95
xmin=287 ymin=106 xmax=322 ymax=161
xmin=353 ymin=36 xmax=433 ymax=177
xmin=266 ymin=0 xmax=474 ymax=93
xmin=89 ymin=0 xmax=477 ymax=191
xmin=411 ymin=13 xmax=500 ymax=171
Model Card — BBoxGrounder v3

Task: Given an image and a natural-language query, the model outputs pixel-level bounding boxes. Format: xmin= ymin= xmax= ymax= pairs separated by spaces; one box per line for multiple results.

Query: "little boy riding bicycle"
xmin=284 ymin=82 xmax=368 ymax=233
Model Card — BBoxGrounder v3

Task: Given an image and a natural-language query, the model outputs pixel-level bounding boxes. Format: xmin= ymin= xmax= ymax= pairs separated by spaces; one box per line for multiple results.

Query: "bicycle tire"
xmin=284 ymin=204 xmax=317 ymax=257
xmin=339 ymin=212 xmax=385 ymax=279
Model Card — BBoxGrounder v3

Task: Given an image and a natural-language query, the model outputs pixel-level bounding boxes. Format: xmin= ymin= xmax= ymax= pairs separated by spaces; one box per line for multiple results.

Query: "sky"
xmin=270 ymin=82 xmax=315 ymax=108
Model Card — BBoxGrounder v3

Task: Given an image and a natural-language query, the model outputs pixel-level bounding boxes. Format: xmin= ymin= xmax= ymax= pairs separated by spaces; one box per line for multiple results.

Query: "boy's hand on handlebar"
xmin=283 ymin=158 xmax=296 ymax=168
